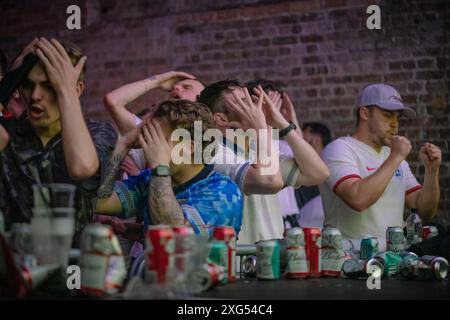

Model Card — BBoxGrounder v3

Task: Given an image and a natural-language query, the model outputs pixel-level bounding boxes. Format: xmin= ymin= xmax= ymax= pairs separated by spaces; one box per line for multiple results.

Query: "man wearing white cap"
xmin=320 ymin=83 xmax=441 ymax=250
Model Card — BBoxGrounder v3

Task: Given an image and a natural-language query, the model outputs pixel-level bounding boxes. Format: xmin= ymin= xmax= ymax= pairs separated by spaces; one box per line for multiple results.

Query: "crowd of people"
xmin=0 ymin=37 xmax=443 ymax=266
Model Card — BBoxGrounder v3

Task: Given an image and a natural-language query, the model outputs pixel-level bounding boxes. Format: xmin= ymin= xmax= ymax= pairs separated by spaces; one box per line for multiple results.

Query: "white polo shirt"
xmin=320 ymin=136 xmax=421 ymax=251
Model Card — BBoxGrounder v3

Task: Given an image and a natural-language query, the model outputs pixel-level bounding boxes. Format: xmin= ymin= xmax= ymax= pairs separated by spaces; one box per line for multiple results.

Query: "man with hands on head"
xmin=198 ymin=80 xmax=330 ymax=244
xmin=320 ymin=84 xmax=441 ymax=250
xmin=0 ymin=37 xmax=116 ymax=233
xmin=104 ymin=71 xmax=205 ymax=135
xmin=95 ymin=99 xmax=243 ymax=237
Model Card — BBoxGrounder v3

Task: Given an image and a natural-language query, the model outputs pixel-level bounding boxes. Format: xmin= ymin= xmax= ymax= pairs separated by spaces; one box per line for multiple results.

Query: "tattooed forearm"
xmin=97 ymin=145 xmax=128 ymax=199
xmin=149 ymin=176 xmax=185 ymax=225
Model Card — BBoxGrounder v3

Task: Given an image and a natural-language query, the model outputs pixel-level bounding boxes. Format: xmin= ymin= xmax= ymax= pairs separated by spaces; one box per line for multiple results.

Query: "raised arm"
xmin=335 ymin=136 xmax=410 ymax=212
xmin=95 ymin=124 xmax=142 ymax=214
xmin=139 ymin=119 xmax=185 ymax=225
xmin=224 ymin=87 xmax=284 ymax=194
xmin=255 ymin=88 xmax=330 ymax=187
xmin=104 ymin=71 xmax=196 ymax=135
xmin=405 ymin=143 xmax=441 ymax=220
xmin=36 ymin=38 xmax=96 ymax=181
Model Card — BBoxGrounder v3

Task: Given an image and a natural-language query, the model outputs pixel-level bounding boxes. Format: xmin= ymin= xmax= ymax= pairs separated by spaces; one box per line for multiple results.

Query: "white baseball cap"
xmin=356 ymin=83 xmax=416 ymax=118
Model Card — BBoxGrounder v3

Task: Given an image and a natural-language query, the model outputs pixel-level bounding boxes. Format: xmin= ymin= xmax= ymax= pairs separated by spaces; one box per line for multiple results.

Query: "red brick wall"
xmin=1 ymin=0 xmax=449 ymax=225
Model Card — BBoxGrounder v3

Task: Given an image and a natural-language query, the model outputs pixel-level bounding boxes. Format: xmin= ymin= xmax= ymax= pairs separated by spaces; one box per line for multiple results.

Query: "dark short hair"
xmin=0 ymin=49 xmax=7 ymax=76
xmin=153 ymin=99 xmax=216 ymax=153
xmin=302 ymin=122 xmax=332 ymax=147
xmin=246 ymin=79 xmax=286 ymax=94
xmin=197 ymin=79 xmax=244 ymax=114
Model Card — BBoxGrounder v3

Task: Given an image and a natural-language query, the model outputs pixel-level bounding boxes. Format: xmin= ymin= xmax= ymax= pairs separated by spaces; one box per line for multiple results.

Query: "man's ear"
xmin=76 ymin=81 xmax=85 ymax=97
xmin=359 ymin=106 xmax=370 ymax=121
xmin=213 ymin=113 xmax=229 ymax=129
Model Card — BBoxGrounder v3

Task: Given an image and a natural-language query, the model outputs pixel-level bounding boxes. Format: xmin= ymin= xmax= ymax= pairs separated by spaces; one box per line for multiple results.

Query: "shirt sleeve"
xmin=114 ymin=169 xmax=151 ymax=219
xmin=321 ymin=140 xmax=361 ymax=193
xmin=180 ymin=173 xmax=243 ymax=236
xmin=403 ymin=161 xmax=422 ymax=195
xmin=81 ymin=121 xmax=118 ymax=192
xmin=280 ymin=154 xmax=301 ymax=188
xmin=213 ymin=143 xmax=250 ymax=191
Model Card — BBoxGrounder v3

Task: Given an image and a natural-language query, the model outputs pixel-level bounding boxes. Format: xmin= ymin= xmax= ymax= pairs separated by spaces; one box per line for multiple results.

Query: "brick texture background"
xmin=1 ymin=0 xmax=449 ymax=225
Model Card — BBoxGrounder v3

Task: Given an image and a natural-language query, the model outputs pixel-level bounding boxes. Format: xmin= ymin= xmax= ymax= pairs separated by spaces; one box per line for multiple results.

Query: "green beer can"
xmin=374 ymin=251 xmax=402 ymax=277
xmin=208 ymin=240 xmax=228 ymax=283
xmin=256 ymin=240 xmax=280 ymax=280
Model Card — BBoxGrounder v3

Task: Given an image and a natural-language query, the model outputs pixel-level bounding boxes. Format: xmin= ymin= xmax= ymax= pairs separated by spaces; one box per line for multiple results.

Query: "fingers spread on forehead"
xmin=35 ymin=48 xmax=52 ymax=70
xmin=224 ymin=95 xmax=242 ymax=114
xmin=36 ymin=38 xmax=61 ymax=66
xmin=50 ymin=39 xmax=70 ymax=60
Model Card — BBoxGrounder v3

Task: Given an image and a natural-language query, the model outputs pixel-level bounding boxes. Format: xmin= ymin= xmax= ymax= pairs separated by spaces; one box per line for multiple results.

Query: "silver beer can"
xmin=418 ymin=255 xmax=448 ymax=280
xmin=386 ymin=226 xmax=405 ymax=253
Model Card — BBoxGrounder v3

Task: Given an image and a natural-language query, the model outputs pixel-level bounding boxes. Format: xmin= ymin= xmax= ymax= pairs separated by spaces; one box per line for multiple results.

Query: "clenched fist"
xmin=389 ymin=135 xmax=412 ymax=161
xmin=419 ymin=143 xmax=441 ymax=171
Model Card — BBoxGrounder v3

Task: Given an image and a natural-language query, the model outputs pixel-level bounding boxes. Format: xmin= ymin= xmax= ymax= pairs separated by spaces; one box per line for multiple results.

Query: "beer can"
xmin=303 ymin=228 xmax=322 ymax=277
xmin=386 ymin=226 xmax=405 ymax=253
xmin=374 ymin=251 xmax=402 ymax=278
xmin=242 ymin=255 xmax=257 ymax=277
xmin=173 ymin=225 xmax=195 ymax=276
xmin=422 ymin=226 xmax=439 ymax=240
xmin=80 ymin=224 xmax=126 ymax=296
xmin=145 ymin=225 xmax=175 ymax=284
xmin=186 ymin=262 xmax=225 ymax=294
xmin=321 ymin=227 xmax=344 ymax=277
xmin=256 ymin=240 xmax=280 ymax=280
xmin=208 ymin=240 xmax=228 ymax=283
xmin=213 ymin=226 xmax=236 ymax=282
xmin=285 ymin=228 xmax=308 ymax=278
xmin=360 ymin=236 xmax=379 ymax=260
xmin=342 ymin=258 xmax=383 ymax=278
xmin=418 ymin=255 xmax=448 ymax=280
xmin=399 ymin=251 xmax=420 ymax=279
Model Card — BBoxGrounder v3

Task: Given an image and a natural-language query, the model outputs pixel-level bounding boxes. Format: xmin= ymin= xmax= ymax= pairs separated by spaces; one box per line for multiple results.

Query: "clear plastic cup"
xmin=31 ymin=208 xmax=75 ymax=269
xmin=33 ymin=183 xmax=76 ymax=209
xmin=51 ymin=208 xmax=75 ymax=269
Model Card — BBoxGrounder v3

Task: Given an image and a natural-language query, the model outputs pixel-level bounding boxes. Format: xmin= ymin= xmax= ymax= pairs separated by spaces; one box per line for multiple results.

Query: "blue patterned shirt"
xmin=114 ymin=165 xmax=243 ymax=236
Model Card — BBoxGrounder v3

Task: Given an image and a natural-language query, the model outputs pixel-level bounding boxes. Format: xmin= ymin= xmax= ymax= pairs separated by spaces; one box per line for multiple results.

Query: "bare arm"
xmin=95 ymin=124 xmax=143 ymax=214
xmin=256 ymin=88 xmax=329 ymax=187
xmin=224 ymin=87 xmax=283 ymax=195
xmin=95 ymin=140 xmax=129 ymax=214
xmin=335 ymin=136 xmax=411 ymax=212
xmin=283 ymin=128 xmax=330 ymax=187
xmin=149 ymin=176 xmax=185 ymax=225
xmin=405 ymin=143 xmax=441 ymax=220
xmin=0 ymin=123 xmax=9 ymax=151
xmin=36 ymin=38 xmax=97 ymax=181
xmin=104 ymin=71 xmax=196 ymax=135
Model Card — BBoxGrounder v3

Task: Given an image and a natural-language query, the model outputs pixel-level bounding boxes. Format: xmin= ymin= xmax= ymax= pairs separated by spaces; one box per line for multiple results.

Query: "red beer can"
xmin=422 ymin=226 xmax=439 ymax=240
xmin=303 ymin=228 xmax=322 ymax=277
xmin=213 ymin=226 xmax=236 ymax=282
xmin=172 ymin=225 xmax=195 ymax=275
xmin=145 ymin=225 xmax=175 ymax=284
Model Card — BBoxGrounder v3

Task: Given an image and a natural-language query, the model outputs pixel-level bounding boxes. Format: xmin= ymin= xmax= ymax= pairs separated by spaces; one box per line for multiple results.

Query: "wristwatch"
xmin=279 ymin=121 xmax=297 ymax=138
xmin=151 ymin=165 xmax=171 ymax=177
